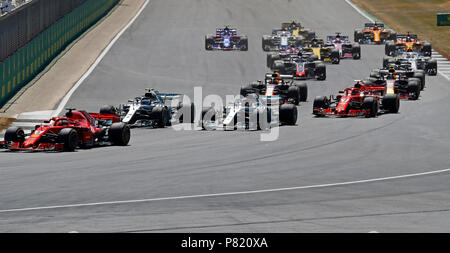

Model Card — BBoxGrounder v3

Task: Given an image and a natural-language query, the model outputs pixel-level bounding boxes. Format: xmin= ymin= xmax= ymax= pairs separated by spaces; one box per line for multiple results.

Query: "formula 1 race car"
xmin=262 ymin=29 xmax=305 ymax=51
xmin=266 ymin=45 xmax=304 ymax=68
xmin=104 ymin=88 xmax=194 ymax=128
xmin=354 ymin=22 xmax=396 ymax=44
xmin=200 ymin=93 xmax=298 ymax=130
xmin=269 ymin=52 xmax=326 ymax=81
xmin=313 ymin=81 xmax=399 ymax=117
xmin=281 ymin=21 xmax=316 ymax=40
xmin=385 ymin=33 xmax=432 ymax=57
xmin=0 ymin=109 xmax=130 ymax=152
xmin=383 ymin=52 xmax=437 ymax=76
xmin=367 ymin=67 xmax=422 ymax=100
xmin=205 ymin=26 xmax=248 ymax=51
xmin=302 ymin=38 xmax=340 ymax=64
xmin=240 ymin=72 xmax=308 ymax=105
xmin=327 ymin=33 xmax=361 ymax=59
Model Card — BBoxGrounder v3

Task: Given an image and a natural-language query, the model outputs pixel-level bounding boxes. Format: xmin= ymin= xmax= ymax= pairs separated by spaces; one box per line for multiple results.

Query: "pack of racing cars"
xmin=1 ymin=20 xmax=441 ymax=152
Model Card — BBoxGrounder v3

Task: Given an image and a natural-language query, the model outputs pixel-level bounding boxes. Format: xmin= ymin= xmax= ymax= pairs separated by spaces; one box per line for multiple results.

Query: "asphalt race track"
xmin=1 ymin=0 xmax=450 ymax=232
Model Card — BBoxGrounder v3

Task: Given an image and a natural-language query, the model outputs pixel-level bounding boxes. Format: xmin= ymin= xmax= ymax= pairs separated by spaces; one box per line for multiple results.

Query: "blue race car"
xmin=205 ymin=26 xmax=248 ymax=51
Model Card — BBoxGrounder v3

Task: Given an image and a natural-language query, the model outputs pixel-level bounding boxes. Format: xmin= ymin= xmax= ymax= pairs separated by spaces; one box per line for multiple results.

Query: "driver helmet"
xmin=388 ymin=65 xmax=396 ymax=73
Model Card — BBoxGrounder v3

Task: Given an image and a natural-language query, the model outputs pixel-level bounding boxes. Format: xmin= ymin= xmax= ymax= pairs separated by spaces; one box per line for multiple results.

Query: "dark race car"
xmin=205 ymin=26 xmax=248 ymax=51
xmin=0 ymin=109 xmax=130 ymax=152
xmin=367 ymin=67 xmax=422 ymax=100
xmin=372 ymin=62 xmax=425 ymax=90
xmin=269 ymin=50 xmax=326 ymax=81
xmin=326 ymin=33 xmax=361 ymax=59
xmin=313 ymin=81 xmax=399 ymax=118
xmin=240 ymin=72 xmax=308 ymax=105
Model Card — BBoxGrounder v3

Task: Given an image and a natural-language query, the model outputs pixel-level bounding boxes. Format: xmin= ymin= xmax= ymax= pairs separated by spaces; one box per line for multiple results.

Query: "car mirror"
xmin=44 ymin=120 xmax=50 ymax=123
xmin=339 ymin=90 xmax=344 ymax=94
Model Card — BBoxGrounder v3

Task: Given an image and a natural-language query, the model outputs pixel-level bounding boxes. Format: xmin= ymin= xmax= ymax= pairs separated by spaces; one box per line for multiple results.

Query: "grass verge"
xmin=352 ymin=0 xmax=450 ymax=59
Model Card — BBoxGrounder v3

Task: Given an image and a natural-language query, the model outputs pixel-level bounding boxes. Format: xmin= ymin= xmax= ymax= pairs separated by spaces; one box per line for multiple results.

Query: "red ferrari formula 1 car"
xmin=313 ymin=81 xmax=399 ymax=117
xmin=0 ymin=109 xmax=130 ymax=152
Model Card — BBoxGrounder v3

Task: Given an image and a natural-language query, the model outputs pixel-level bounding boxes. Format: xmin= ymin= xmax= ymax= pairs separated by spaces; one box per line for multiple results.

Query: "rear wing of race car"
xmin=327 ymin=35 xmax=349 ymax=41
xmin=303 ymin=38 xmax=324 ymax=45
xmin=365 ymin=23 xmax=384 ymax=28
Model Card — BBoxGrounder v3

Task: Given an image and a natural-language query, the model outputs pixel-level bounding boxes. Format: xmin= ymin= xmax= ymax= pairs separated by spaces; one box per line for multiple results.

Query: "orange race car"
xmin=385 ymin=32 xmax=432 ymax=57
xmin=354 ymin=22 xmax=396 ymax=44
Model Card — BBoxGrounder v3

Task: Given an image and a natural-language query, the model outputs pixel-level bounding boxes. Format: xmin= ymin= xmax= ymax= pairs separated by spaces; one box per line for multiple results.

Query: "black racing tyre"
xmin=426 ymin=58 xmax=437 ymax=76
xmin=287 ymin=86 xmax=301 ymax=105
xmin=205 ymin=35 xmax=214 ymax=50
xmin=352 ymin=44 xmax=361 ymax=59
xmin=413 ymin=70 xmax=425 ymax=90
xmin=296 ymin=82 xmax=308 ymax=102
xmin=150 ymin=106 xmax=169 ymax=128
xmin=304 ymin=29 xmax=315 ymax=40
xmin=382 ymin=94 xmax=400 ymax=113
xmin=385 ymin=41 xmax=396 ymax=56
xmin=313 ymin=96 xmax=329 ymax=110
xmin=58 ymin=128 xmax=78 ymax=152
xmin=422 ymin=42 xmax=432 ymax=57
xmin=267 ymin=53 xmax=280 ymax=68
xmin=108 ymin=122 xmax=131 ymax=146
xmin=179 ymin=102 xmax=195 ymax=123
xmin=279 ymin=104 xmax=298 ymax=125
xmin=262 ymin=35 xmax=271 ymax=51
xmin=100 ymin=105 xmax=116 ymax=115
xmin=362 ymin=96 xmax=378 ymax=118
xmin=407 ymin=79 xmax=421 ymax=100
xmin=240 ymin=36 xmax=248 ymax=51
xmin=240 ymin=85 xmax=254 ymax=97
xmin=354 ymin=29 xmax=363 ymax=43
xmin=4 ymin=127 xmax=25 ymax=143
xmin=331 ymin=49 xmax=340 ymax=64
xmin=315 ymin=62 xmax=326 ymax=80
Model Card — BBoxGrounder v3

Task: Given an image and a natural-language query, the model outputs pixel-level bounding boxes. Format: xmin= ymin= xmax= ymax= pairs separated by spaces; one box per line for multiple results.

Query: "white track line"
xmin=345 ymin=0 xmax=450 ymax=82
xmin=0 ymin=168 xmax=449 ymax=214
xmin=53 ymin=0 xmax=150 ymax=117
